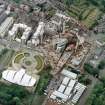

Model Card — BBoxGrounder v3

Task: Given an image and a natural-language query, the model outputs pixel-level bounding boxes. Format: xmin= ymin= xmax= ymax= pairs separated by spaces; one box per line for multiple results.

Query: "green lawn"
xmin=34 ymin=55 xmax=44 ymax=71
xmin=14 ymin=53 xmax=24 ymax=63
xmin=82 ymin=8 xmax=102 ymax=28
xmin=64 ymin=0 xmax=103 ymax=28
xmin=81 ymin=7 xmax=94 ymax=20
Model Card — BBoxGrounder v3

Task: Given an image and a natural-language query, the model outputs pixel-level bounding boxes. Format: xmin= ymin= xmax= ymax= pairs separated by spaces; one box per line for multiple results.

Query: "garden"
xmin=64 ymin=0 xmax=103 ymax=28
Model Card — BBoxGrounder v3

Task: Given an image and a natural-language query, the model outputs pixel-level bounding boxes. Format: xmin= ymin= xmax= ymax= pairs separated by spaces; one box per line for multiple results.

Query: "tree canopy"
xmin=0 ymin=83 xmax=30 ymax=105
xmin=86 ymin=82 xmax=105 ymax=105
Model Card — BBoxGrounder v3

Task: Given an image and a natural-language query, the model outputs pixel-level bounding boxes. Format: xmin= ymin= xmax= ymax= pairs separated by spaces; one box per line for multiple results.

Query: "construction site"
xmin=0 ymin=0 xmax=93 ymax=105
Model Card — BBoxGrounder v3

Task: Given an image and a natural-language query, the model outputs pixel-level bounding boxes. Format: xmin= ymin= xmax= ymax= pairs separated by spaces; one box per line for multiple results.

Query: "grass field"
xmin=14 ymin=53 xmax=24 ymax=63
xmin=82 ymin=8 xmax=102 ymax=28
xmin=65 ymin=0 xmax=103 ymax=28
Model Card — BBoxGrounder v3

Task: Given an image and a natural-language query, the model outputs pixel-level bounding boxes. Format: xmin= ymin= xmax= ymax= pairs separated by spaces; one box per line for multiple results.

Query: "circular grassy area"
xmin=24 ymin=53 xmax=30 ymax=57
xmin=25 ymin=60 xmax=32 ymax=66
xmin=34 ymin=55 xmax=44 ymax=71
xmin=13 ymin=52 xmax=44 ymax=73
xmin=14 ymin=53 xmax=24 ymax=63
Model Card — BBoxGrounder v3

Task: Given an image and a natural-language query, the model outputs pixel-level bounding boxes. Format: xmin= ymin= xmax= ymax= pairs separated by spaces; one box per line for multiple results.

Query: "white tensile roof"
xmin=20 ymin=74 xmax=36 ymax=87
xmin=68 ymin=80 xmax=76 ymax=88
xmin=62 ymin=77 xmax=70 ymax=85
xmin=71 ymin=83 xmax=86 ymax=104
xmin=61 ymin=69 xmax=77 ymax=79
xmin=58 ymin=84 xmax=66 ymax=93
xmin=50 ymin=69 xmax=86 ymax=104
xmin=5 ymin=70 xmax=16 ymax=82
xmin=64 ymin=86 xmax=72 ymax=96
xmin=53 ymin=91 xmax=68 ymax=101
xmin=50 ymin=94 xmax=56 ymax=100
xmin=13 ymin=69 xmax=25 ymax=83
xmin=2 ymin=68 xmax=36 ymax=87
xmin=50 ymin=77 xmax=86 ymax=103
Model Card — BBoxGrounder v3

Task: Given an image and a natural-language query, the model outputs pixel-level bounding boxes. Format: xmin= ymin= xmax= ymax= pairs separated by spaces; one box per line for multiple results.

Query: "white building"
xmin=50 ymin=77 xmax=77 ymax=102
xmin=0 ymin=17 xmax=14 ymax=38
xmin=31 ymin=22 xmax=45 ymax=46
xmin=71 ymin=83 xmax=86 ymax=104
xmin=53 ymin=38 xmax=68 ymax=53
xmin=2 ymin=68 xmax=37 ymax=87
xmin=50 ymin=69 xmax=86 ymax=104
xmin=8 ymin=23 xmax=31 ymax=43
xmin=61 ymin=69 xmax=77 ymax=79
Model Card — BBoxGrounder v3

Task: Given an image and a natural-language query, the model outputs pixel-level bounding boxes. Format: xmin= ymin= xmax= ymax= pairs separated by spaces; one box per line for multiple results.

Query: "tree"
xmin=0 ymin=83 xmax=30 ymax=105
xmin=99 ymin=77 xmax=105 ymax=86
xmin=12 ymin=97 xmax=21 ymax=105
xmin=98 ymin=60 xmax=105 ymax=69
xmin=36 ymin=65 xmax=53 ymax=95
xmin=86 ymin=83 xmax=105 ymax=105
xmin=84 ymin=63 xmax=99 ymax=76
xmin=78 ymin=75 xmax=92 ymax=85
